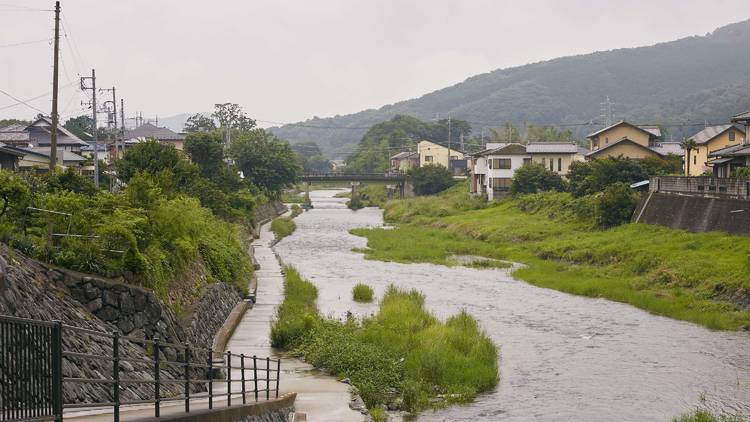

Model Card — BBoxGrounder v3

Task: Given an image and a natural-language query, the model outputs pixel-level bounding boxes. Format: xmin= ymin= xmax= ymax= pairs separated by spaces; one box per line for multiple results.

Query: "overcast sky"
xmin=1 ymin=0 xmax=749 ymax=126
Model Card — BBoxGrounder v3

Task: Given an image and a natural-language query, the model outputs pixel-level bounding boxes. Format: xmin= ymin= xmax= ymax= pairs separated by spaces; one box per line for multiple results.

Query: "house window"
xmin=605 ymin=137 xmax=609 ymax=144
xmin=693 ymin=156 xmax=696 ymax=165
xmin=523 ymin=158 xmax=532 ymax=166
xmin=549 ymin=159 xmax=554 ymax=171
xmin=541 ymin=158 xmax=546 ymax=167
xmin=729 ymin=131 xmax=736 ymax=142
xmin=425 ymin=156 xmax=433 ymax=163
xmin=498 ymin=158 xmax=511 ymax=169
xmin=558 ymin=158 xmax=562 ymax=172
xmin=492 ymin=178 xmax=512 ymax=191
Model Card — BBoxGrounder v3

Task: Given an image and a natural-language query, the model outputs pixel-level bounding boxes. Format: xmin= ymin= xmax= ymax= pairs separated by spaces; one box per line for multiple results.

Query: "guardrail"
xmin=0 ymin=314 xmax=281 ymax=422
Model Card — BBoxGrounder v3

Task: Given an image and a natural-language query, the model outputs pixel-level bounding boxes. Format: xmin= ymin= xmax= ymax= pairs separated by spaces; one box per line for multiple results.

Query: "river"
xmin=274 ymin=189 xmax=750 ymax=422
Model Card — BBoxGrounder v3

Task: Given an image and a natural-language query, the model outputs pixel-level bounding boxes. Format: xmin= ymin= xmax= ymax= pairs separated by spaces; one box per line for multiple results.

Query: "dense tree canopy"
xmin=409 ymin=164 xmax=455 ymax=195
xmin=511 ymin=163 xmax=566 ymax=194
xmin=184 ymin=131 xmax=225 ymax=178
xmin=229 ymin=129 xmax=300 ymax=193
xmin=183 ymin=113 xmax=217 ymax=132
xmin=63 ymin=115 xmax=93 ymax=142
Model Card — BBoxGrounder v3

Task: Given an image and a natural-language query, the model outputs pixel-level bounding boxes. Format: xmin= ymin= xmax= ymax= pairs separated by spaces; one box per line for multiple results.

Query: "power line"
xmin=0 ymin=38 xmax=52 ymax=48
xmin=0 ymin=81 xmax=76 ymax=111
xmin=0 ymin=88 xmax=46 ymax=114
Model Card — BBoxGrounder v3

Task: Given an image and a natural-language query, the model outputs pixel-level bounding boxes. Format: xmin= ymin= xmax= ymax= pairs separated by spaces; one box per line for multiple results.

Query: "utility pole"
xmin=49 ymin=1 xmax=61 ymax=172
xmin=119 ymin=98 xmax=125 ymax=161
xmin=81 ymin=69 xmax=98 ymax=188
xmin=447 ymin=116 xmax=452 ymax=169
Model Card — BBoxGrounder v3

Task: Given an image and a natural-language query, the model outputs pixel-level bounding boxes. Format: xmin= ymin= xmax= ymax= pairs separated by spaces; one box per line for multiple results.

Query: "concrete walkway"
xmin=224 ymin=221 xmax=363 ymax=421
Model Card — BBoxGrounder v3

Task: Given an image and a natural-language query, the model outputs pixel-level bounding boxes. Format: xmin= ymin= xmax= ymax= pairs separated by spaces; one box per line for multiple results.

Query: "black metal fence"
xmin=0 ymin=315 xmax=281 ymax=422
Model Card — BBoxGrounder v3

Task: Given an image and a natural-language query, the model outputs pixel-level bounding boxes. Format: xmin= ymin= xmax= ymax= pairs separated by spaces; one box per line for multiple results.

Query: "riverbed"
xmin=274 ymin=189 xmax=750 ymax=421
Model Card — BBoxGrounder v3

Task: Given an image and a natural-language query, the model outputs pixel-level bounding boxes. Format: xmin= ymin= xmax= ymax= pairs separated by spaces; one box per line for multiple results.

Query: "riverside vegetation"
xmin=352 ymin=283 xmax=374 ymax=302
xmin=270 ymin=267 xmax=498 ymax=415
xmin=673 ymin=410 xmax=747 ymax=422
xmin=351 ymin=182 xmax=750 ymax=331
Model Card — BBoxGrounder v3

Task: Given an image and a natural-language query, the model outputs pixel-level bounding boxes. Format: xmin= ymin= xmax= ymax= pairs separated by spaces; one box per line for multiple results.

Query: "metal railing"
xmin=0 ymin=315 xmax=281 ymax=422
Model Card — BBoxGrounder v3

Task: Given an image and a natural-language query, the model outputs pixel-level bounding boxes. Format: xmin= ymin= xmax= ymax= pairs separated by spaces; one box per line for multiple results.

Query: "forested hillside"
xmin=270 ymin=19 xmax=750 ymax=155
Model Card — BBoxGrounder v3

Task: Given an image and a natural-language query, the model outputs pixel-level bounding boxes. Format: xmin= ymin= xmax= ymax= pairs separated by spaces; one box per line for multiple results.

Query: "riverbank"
xmin=271 ymin=266 xmax=499 ymax=418
xmin=351 ymin=185 xmax=750 ymax=331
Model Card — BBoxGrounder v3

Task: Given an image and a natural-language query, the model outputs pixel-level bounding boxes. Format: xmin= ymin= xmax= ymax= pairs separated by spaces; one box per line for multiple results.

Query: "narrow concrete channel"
xmin=225 ymin=220 xmax=363 ymax=421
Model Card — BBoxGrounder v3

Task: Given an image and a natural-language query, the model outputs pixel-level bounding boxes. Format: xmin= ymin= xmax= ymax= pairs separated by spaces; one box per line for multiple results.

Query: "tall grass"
xmin=353 ymin=189 xmax=750 ymax=331
xmin=352 ymin=283 xmax=374 ymax=302
xmin=270 ymin=217 xmax=296 ymax=240
xmin=672 ymin=410 xmax=747 ymax=422
xmin=271 ymin=269 xmax=499 ymax=414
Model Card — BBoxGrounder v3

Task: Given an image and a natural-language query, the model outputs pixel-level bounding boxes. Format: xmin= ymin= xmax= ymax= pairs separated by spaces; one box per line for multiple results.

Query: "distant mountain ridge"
xmin=269 ymin=19 xmax=750 ymax=155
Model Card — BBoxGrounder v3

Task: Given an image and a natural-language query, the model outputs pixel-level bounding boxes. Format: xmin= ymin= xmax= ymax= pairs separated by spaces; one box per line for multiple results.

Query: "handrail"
xmin=0 ymin=314 xmax=282 ymax=422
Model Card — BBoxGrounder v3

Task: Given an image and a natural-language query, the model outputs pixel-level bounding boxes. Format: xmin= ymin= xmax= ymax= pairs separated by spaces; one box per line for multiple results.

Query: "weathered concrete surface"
xmin=225 ymin=221 xmax=364 ymax=422
xmin=635 ymin=191 xmax=750 ymax=236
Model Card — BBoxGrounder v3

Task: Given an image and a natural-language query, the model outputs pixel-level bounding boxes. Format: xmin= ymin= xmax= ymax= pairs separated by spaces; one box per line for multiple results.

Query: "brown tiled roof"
xmin=586 ymin=138 xmax=664 ymax=157
xmin=586 ymin=121 xmax=660 ymax=140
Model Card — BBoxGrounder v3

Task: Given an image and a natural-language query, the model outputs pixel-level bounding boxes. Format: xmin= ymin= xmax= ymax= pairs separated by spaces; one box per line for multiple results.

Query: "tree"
xmin=431 ymin=118 xmax=472 ymax=146
xmin=525 ymin=124 xmax=575 ymax=142
xmin=683 ymin=138 xmax=697 ymax=176
xmin=115 ymin=139 xmax=184 ymax=182
xmin=409 ymin=165 xmax=455 ymax=195
xmin=0 ymin=170 xmax=30 ymax=218
xmin=511 ymin=163 xmax=566 ymax=194
xmin=184 ymin=131 xmax=225 ymax=178
xmin=594 ymin=182 xmax=640 ymax=228
xmin=567 ymin=157 xmax=648 ymax=197
xmin=0 ymin=118 xmax=30 ymax=129
xmin=212 ymin=103 xmax=256 ymax=131
xmin=489 ymin=123 xmax=521 ymax=143
xmin=63 ymin=115 xmax=93 ymax=142
xmin=183 ymin=113 xmax=216 ymax=132
xmin=228 ymin=130 xmax=300 ymax=193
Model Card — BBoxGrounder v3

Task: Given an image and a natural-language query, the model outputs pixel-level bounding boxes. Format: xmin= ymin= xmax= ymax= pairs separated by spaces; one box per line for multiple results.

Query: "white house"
xmin=470 ymin=143 xmax=529 ymax=200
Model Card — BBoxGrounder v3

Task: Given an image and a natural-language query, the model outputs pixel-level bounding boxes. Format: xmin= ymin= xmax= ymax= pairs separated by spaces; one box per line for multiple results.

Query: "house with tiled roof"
xmin=526 ymin=142 xmax=588 ymax=176
xmin=0 ymin=117 xmax=88 ymax=153
xmin=586 ymin=121 xmax=681 ymax=160
xmin=124 ymin=123 xmax=186 ymax=151
xmin=685 ymin=124 xmax=745 ymax=176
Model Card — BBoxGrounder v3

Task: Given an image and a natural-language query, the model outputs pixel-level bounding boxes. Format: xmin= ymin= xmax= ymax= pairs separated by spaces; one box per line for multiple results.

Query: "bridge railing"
xmin=0 ymin=314 xmax=281 ymax=422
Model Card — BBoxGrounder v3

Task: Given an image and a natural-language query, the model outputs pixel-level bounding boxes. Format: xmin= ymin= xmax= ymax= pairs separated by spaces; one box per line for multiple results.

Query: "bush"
xmin=511 ymin=162 xmax=566 ymax=194
xmin=593 ymin=182 xmax=640 ymax=228
xmin=568 ymin=157 xmax=648 ymax=197
xmin=672 ymin=410 xmax=746 ymax=422
xmin=409 ymin=165 xmax=455 ymax=196
xmin=734 ymin=167 xmax=750 ymax=178
xmin=352 ymin=283 xmax=374 ymax=302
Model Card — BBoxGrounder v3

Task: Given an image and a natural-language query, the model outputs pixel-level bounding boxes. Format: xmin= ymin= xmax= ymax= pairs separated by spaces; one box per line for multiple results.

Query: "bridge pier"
xmin=302 ymin=182 xmax=312 ymax=207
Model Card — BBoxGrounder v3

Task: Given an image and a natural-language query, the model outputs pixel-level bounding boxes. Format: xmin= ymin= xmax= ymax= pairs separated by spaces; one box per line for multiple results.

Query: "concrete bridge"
xmin=299 ymin=172 xmax=414 ymax=198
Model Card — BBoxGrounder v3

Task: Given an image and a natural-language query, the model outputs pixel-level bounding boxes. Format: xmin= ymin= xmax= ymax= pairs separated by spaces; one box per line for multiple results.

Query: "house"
xmin=417 ymin=140 xmax=465 ymax=170
xmin=0 ymin=117 xmax=88 ymax=154
xmin=684 ymin=125 xmax=745 ymax=176
xmin=123 ymin=123 xmax=186 ymax=151
xmin=586 ymin=121 xmax=672 ymax=160
xmin=0 ymin=143 xmax=25 ymax=171
xmin=708 ymin=144 xmax=750 ymax=177
xmin=526 ymin=142 xmax=587 ymax=176
xmin=9 ymin=147 xmax=86 ymax=173
xmin=470 ymin=143 xmax=529 ymax=200
xmin=390 ymin=151 xmax=419 ymax=173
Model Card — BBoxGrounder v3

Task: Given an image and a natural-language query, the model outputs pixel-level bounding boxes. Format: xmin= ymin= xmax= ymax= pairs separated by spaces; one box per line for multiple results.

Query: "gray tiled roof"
xmin=687 ymin=124 xmax=742 ymax=144
xmin=650 ymin=142 xmax=684 ymax=156
xmin=709 ymin=144 xmax=750 ymax=157
xmin=731 ymin=110 xmax=750 ymax=122
xmin=639 ymin=125 xmax=662 ymax=138
xmin=391 ymin=151 xmax=417 ymax=160
xmin=20 ymin=147 xmax=86 ymax=162
xmin=526 ymin=142 xmax=579 ymax=154
xmin=586 ymin=121 xmax=661 ymax=139
xmin=124 ymin=123 xmax=184 ymax=141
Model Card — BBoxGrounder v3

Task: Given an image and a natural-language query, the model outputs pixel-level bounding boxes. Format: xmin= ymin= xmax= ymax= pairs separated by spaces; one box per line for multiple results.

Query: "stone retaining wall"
xmin=635 ymin=191 xmax=750 ymax=236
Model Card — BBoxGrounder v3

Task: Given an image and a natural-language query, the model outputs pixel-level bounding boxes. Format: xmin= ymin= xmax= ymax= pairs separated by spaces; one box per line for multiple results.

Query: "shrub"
xmin=734 ymin=167 xmax=750 ymax=178
xmin=511 ymin=162 xmax=565 ymax=194
xmin=593 ymin=182 xmax=640 ymax=228
xmin=409 ymin=165 xmax=455 ymax=196
xmin=672 ymin=410 xmax=746 ymax=422
xmin=352 ymin=283 xmax=374 ymax=302
xmin=568 ymin=157 xmax=648 ymax=197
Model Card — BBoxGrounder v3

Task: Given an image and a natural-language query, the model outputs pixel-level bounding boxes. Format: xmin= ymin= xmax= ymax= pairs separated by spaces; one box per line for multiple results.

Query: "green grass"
xmin=672 ymin=410 xmax=747 ymax=422
xmin=281 ymin=190 xmax=305 ymax=203
xmin=350 ymin=187 xmax=750 ymax=331
xmin=270 ymin=217 xmax=296 ymax=240
xmin=352 ymin=283 xmax=375 ymax=302
xmin=336 ymin=184 xmax=391 ymax=208
xmin=271 ymin=268 xmax=499 ymax=414
xmin=290 ymin=204 xmax=302 ymax=218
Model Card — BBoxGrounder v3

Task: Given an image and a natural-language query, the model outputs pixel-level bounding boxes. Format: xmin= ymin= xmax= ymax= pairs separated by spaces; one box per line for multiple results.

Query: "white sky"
xmin=1 ymin=0 xmax=748 ymax=125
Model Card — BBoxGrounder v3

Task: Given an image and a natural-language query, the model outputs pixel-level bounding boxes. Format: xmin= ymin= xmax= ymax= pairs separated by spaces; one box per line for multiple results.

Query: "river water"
xmin=274 ymin=189 xmax=750 ymax=422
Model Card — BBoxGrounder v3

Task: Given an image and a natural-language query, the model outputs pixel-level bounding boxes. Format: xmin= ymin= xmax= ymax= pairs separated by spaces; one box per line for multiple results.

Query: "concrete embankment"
xmin=224 ymin=219 xmax=363 ymax=421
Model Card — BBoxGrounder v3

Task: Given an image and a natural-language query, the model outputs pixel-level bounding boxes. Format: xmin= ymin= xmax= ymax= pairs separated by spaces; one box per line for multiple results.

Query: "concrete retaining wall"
xmin=135 ymin=393 xmax=296 ymax=422
xmin=634 ymin=192 xmax=750 ymax=236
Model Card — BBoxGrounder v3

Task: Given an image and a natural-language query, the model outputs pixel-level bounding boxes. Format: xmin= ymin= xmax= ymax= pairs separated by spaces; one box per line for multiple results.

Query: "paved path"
xmin=224 ymin=221 xmax=363 ymax=421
